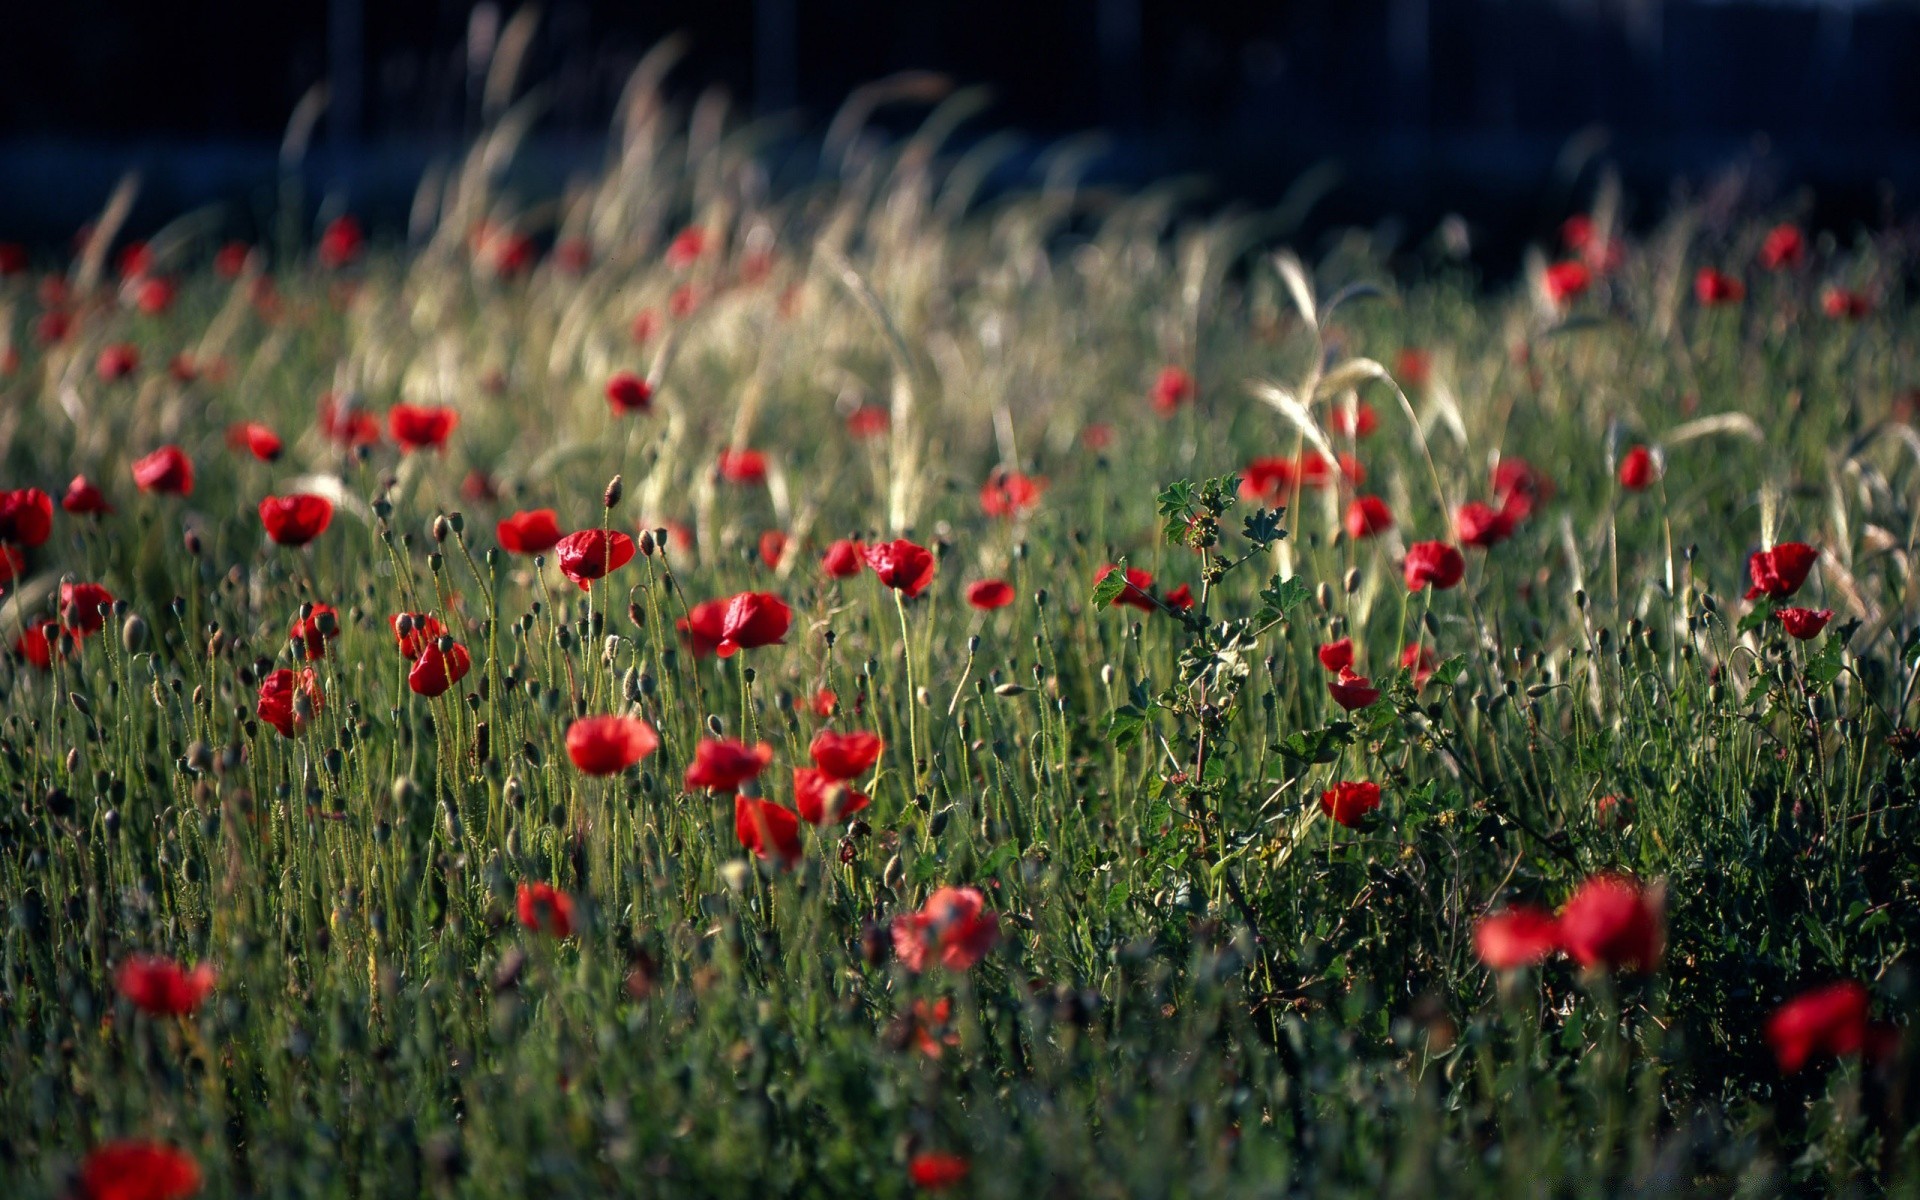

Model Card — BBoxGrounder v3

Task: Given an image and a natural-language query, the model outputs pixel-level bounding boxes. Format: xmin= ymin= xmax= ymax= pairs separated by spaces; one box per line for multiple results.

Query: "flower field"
xmin=2 ymin=77 xmax=1920 ymax=1198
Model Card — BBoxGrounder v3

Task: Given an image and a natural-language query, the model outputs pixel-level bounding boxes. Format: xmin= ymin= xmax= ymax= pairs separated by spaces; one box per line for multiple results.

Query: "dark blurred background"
xmin=3 ymin=0 xmax=1918 ymax=260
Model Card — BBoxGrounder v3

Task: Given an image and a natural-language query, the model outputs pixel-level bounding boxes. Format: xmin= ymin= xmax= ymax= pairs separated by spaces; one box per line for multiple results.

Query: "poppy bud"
xmin=121 ymin=614 xmax=148 ymax=653
xmin=448 ymin=512 xmax=464 ymax=534
xmin=428 ymin=552 xmax=444 ymax=574
xmin=1316 ymin=582 xmax=1334 ymax=609
xmin=604 ymin=476 xmax=624 ymax=508
xmin=638 ymin=531 xmax=656 ymax=557
xmin=1344 ymin=568 xmax=1361 ymax=595
xmin=433 ymin=515 xmax=450 ymax=543
xmin=706 ymin=714 xmax=725 ymax=736
xmin=184 ymin=529 xmax=203 ymax=556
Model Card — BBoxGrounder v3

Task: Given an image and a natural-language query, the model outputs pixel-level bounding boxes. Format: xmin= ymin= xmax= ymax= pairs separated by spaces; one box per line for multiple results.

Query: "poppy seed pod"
xmin=604 ymin=475 xmax=623 ymax=508
xmin=121 ymin=614 xmax=149 ymax=653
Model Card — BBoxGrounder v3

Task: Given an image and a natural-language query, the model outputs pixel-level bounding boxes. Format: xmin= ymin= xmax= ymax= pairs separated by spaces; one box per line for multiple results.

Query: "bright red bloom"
xmin=225 ymin=421 xmax=283 ymax=463
xmin=319 ymin=394 xmax=381 ymax=446
xmin=758 ymin=530 xmax=788 ymax=569
xmin=866 ymin=539 xmax=937 ymax=598
xmin=665 ymin=226 xmax=707 ymax=269
xmin=1151 ymin=365 xmax=1194 ymax=415
xmin=909 ymin=1152 xmax=972 ymax=1191
xmin=62 ymin=475 xmax=112 ymax=515
xmin=132 ymin=446 xmax=193 ymax=496
xmin=1821 ymin=287 xmax=1871 ymax=320
xmin=1455 ymin=501 xmax=1514 ymax=548
xmin=134 ymin=276 xmax=176 ymax=315
xmin=555 ymin=529 xmax=636 ymax=590
xmin=735 ymin=794 xmax=804 ymax=866
xmin=1295 ymin=451 xmax=1363 ymax=490
xmin=1331 ymin=400 xmax=1379 ymax=438
xmin=893 ymin=886 xmax=999 ymax=973
xmin=1745 ymin=542 xmax=1818 ymax=600
xmin=1396 ymin=348 xmax=1432 ymax=390
xmin=289 ymin=604 xmax=339 ymax=661
xmin=1320 ymin=780 xmax=1381 ymax=826
xmin=390 ymin=612 xmax=447 ymax=658
xmin=979 ymin=469 xmax=1045 ymax=518
xmin=77 ymin=1141 xmax=203 ymax=1200
xmin=1777 ymin=607 xmax=1834 ymax=640
xmin=497 ymin=509 xmax=562 ymax=555
xmin=565 ymin=715 xmax=660 ymax=775
xmin=1617 ymin=445 xmax=1657 ymax=490
xmin=60 ymin=582 xmax=115 ymax=635
xmin=1544 ymin=260 xmax=1591 ymax=305
xmin=677 ymin=591 xmax=792 ymax=657
xmin=684 ymin=738 xmax=776 ymax=793
xmin=259 ymin=494 xmax=333 ymax=546
xmin=846 ymin=406 xmax=890 ymax=439
xmin=114 ymin=954 xmax=215 ymax=1016
xmin=1238 ymin=457 xmax=1295 ymax=505
xmin=1317 ymin=638 xmax=1354 ymax=673
xmin=806 ymin=689 xmax=839 ymax=718
xmin=1400 ymin=642 xmax=1438 ymax=686
xmin=1759 ymin=224 xmax=1806 ymax=271
xmin=1328 ymin=668 xmax=1379 ymax=711
xmin=606 ymin=371 xmax=653 ymax=414
xmin=318 ymin=215 xmax=364 ymax=269
xmin=1490 ymin=458 xmax=1550 ymax=520
xmin=811 ymin=729 xmax=884 ymax=780
xmin=716 ymin=448 xmax=767 ymax=484
xmin=14 ymin=616 xmax=65 ymax=669
xmin=1404 ymin=541 xmax=1465 ymax=591
xmin=821 ymin=539 xmax=865 ymax=579
xmin=97 ymin=343 xmax=139 ymax=381
xmin=1766 ymin=981 xmax=1872 ymax=1073
xmin=0 ymin=486 xmax=54 ymax=547
xmin=1556 ymin=874 xmax=1664 ymax=974
xmin=793 ymin=766 xmax=870 ymax=825
xmin=516 ymin=882 xmax=576 ymax=938
xmin=1473 ymin=906 xmax=1560 ymax=971
xmin=1345 ymin=495 xmax=1393 ymax=539
xmin=1165 ymin=583 xmax=1195 ymax=610
xmin=967 ymin=578 xmax=1015 ymax=610
xmin=1095 ymin=564 xmax=1158 ymax=612
xmin=407 ymin=642 xmax=472 ymax=698
xmin=1693 ymin=267 xmax=1744 ymax=306
xmin=388 ymin=404 xmax=459 ymax=451
xmin=256 ymin=668 xmax=323 ymax=737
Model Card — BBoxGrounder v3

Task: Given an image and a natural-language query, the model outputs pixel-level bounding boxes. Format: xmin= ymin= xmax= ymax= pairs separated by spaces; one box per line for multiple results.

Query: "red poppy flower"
xmin=318 ymin=215 xmax=364 ymax=269
xmin=758 ymin=530 xmax=788 ymax=569
xmin=1295 ymin=451 xmax=1363 ymax=490
xmin=821 ymin=538 xmax=865 ymax=579
xmin=1317 ymin=638 xmax=1353 ymax=673
xmin=1596 ymin=793 xmax=1634 ymax=829
xmin=555 ymin=529 xmax=636 ymax=590
xmin=684 ymin=738 xmax=776 ymax=793
xmin=319 ymin=393 xmax=381 ymax=446
xmin=909 ymin=1152 xmax=971 ymax=1191
xmin=1758 ymin=224 xmax=1805 ymax=271
xmin=1400 ymin=642 xmax=1438 ymax=686
xmin=1693 ymin=268 xmax=1744 ymax=306
xmin=1238 ymin=457 xmax=1295 ymax=506
xmin=716 ymin=448 xmax=767 ymax=484
xmin=676 ymin=591 xmax=792 ymax=658
xmin=735 ymin=794 xmax=804 ymax=866
xmin=810 ymin=729 xmax=884 ymax=780
xmin=60 ymin=582 xmax=115 ymax=635
xmin=1556 ymin=873 xmax=1663 ymax=974
xmin=1821 ymin=287 xmax=1871 ymax=320
xmin=219 ymin=421 xmax=281 ymax=463
xmin=1473 ymin=906 xmax=1560 ymax=971
xmin=62 ymin=475 xmax=112 ymax=515
xmin=967 ymin=578 xmax=1015 ymax=610
xmin=1490 ymin=458 xmax=1550 ymax=520
xmin=1617 ymin=445 xmax=1657 ymax=490
xmin=866 ymin=539 xmax=937 ymax=598
xmin=894 ymin=885 xmax=999 ymax=973
xmin=1544 ymin=260 xmax=1591 ymax=305
xmin=77 ymin=1141 xmax=203 ymax=1200
xmin=36 ymin=309 xmax=73 ymax=345
xmin=516 ymin=881 xmax=576 ymax=938
xmin=1344 ymin=495 xmax=1393 ymax=539
xmin=1777 ymin=607 xmax=1834 ymax=640
xmin=388 ymin=404 xmax=459 ymax=452
xmin=257 ymin=668 xmax=323 ymax=737
xmin=1766 ymin=981 xmax=1873 ymax=1073
xmin=132 ymin=446 xmax=193 ymax=496
xmin=1320 ymin=780 xmax=1381 ymax=826
xmin=97 ymin=343 xmax=139 ymax=381
xmin=408 ymin=642 xmax=472 ymax=698
xmin=1455 ymin=501 xmax=1513 ymax=549
xmin=979 ymin=469 xmax=1045 ymax=518
xmin=805 ymin=689 xmax=838 ymax=718
xmin=115 ymin=954 xmax=215 ymax=1016
xmin=496 ymin=509 xmax=562 ymax=555
xmin=666 ymin=226 xmax=708 ymax=269
xmin=1151 ymin=365 xmax=1194 ymax=415
xmin=289 ymin=603 xmax=339 ymax=661
xmin=1328 ymin=668 xmax=1379 ymax=711
xmin=606 ymin=371 xmax=652 ymax=414
xmin=1396 ymin=348 xmax=1432 ymax=390
xmin=214 ymin=241 xmax=251 ymax=278
xmin=846 ymin=406 xmax=890 ymax=439
xmin=0 ymin=486 xmax=54 ymax=547
xmin=791 ymin=766 xmax=870 ymax=825
xmin=14 ymin=616 xmax=65 ymax=669
xmin=1165 ymin=583 xmax=1195 ymax=610
xmin=564 ymin=715 xmax=660 ymax=775
xmin=1744 ymin=542 xmax=1818 ymax=600
xmin=1082 ymin=423 xmax=1114 ymax=451
xmin=1331 ymin=401 xmax=1379 ymax=438
xmin=1403 ymin=541 xmax=1465 ymax=591
xmin=259 ymin=494 xmax=334 ymax=546
xmin=134 ymin=276 xmax=176 ymax=315
xmin=1095 ymin=564 xmax=1157 ymax=611
xmin=390 ymin=612 xmax=447 ymax=658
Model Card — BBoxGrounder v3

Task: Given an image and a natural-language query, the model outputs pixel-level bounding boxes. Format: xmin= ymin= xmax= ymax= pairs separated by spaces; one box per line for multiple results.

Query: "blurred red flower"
xmin=289 ymin=603 xmax=339 ymax=661
xmin=97 ymin=343 xmax=139 ymax=381
xmin=1151 ymin=365 xmax=1194 ymax=415
xmin=1766 ymin=981 xmax=1876 ymax=1073
xmin=1400 ymin=642 xmax=1438 ymax=686
xmin=717 ymin=448 xmax=767 ymax=484
xmin=866 ymin=539 xmax=937 ymax=598
xmin=556 ymin=529 xmax=636 ymax=590
xmin=1744 ymin=542 xmax=1818 ymax=600
xmin=77 ymin=1141 xmax=202 ymax=1200
xmin=1331 ymin=400 xmax=1379 ymax=438
xmin=1455 ymin=501 xmax=1513 ymax=549
xmin=1693 ymin=268 xmax=1744 ymax=306
xmin=1403 ymin=541 xmax=1465 ymax=591
xmin=606 ymin=371 xmax=652 ymax=415
xmin=735 ymin=795 xmax=804 ymax=866
xmin=967 ymin=578 xmax=1014 ymax=610
xmin=758 ymin=530 xmax=788 ymax=569
xmin=846 ymin=406 xmax=890 ymax=439
xmin=1345 ymin=495 xmax=1393 ymax=539
xmin=1238 ymin=457 xmax=1295 ymax=506
xmin=388 ymin=404 xmax=459 ymax=452
xmin=497 ymin=509 xmax=562 ymax=555
xmin=257 ymin=668 xmax=323 ymax=737
xmin=407 ymin=642 xmax=472 ymax=698
xmin=1776 ymin=607 xmax=1834 ymax=640
xmin=1317 ymin=638 xmax=1353 ymax=673
xmin=1617 ymin=445 xmax=1657 ymax=490
xmin=1473 ymin=906 xmax=1560 ymax=971
xmin=811 ymin=729 xmax=884 ymax=780
xmin=319 ymin=394 xmax=381 ymax=446
xmin=390 ymin=612 xmax=447 ymax=658
xmin=793 ymin=766 xmax=870 ymax=825
xmin=1544 ymin=260 xmax=1591 ymax=305
xmin=1556 ymin=874 xmax=1663 ymax=974
xmin=115 ymin=954 xmax=215 ymax=1016
xmin=565 ymin=715 xmax=660 ymax=775
xmin=1320 ymin=780 xmax=1381 ymax=827
xmin=516 ymin=882 xmax=576 ymax=938
xmin=677 ymin=591 xmax=792 ymax=657
xmin=666 ymin=226 xmax=708 ymax=269
xmin=214 ymin=241 xmax=252 ymax=278
xmin=62 ymin=475 xmax=112 ymax=515
xmin=60 ymin=582 xmax=115 ymax=635
xmin=894 ymin=886 xmax=998 ymax=973
xmin=1821 ymin=287 xmax=1871 ymax=320
xmin=979 ymin=469 xmax=1045 ymax=518
xmin=1396 ymin=348 xmax=1431 ymax=390
xmin=0 ymin=486 xmax=54 ymax=547
xmin=318 ymin=215 xmax=364 ymax=269
xmin=1328 ymin=668 xmax=1379 ymax=710
xmin=132 ymin=446 xmax=193 ymax=496
xmin=227 ymin=422 xmax=284 ymax=462
xmin=1095 ymin=564 xmax=1158 ymax=611
xmin=1758 ymin=224 xmax=1806 ymax=271
xmin=684 ymin=738 xmax=775 ymax=793
xmin=821 ymin=538 xmax=865 ymax=579
xmin=259 ymin=494 xmax=333 ymax=546
xmin=909 ymin=1152 xmax=972 ymax=1191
